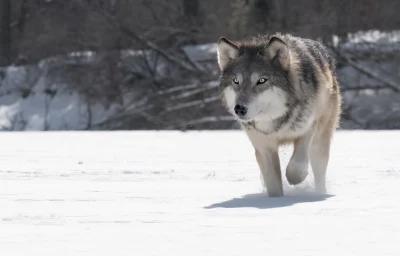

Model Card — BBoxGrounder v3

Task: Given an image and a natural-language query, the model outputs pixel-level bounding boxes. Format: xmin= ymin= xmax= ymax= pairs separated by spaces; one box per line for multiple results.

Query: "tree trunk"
xmin=182 ymin=0 xmax=199 ymax=19
xmin=0 ymin=0 xmax=11 ymax=66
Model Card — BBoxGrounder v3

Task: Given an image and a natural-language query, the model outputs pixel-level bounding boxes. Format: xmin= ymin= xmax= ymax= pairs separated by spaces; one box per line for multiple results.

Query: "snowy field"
xmin=0 ymin=131 xmax=399 ymax=256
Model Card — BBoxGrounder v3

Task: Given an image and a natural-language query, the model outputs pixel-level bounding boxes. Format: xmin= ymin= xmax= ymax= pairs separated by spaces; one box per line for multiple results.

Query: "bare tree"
xmin=0 ymin=0 xmax=11 ymax=66
xmin=182 ymin=0 xmax=200 ymax=20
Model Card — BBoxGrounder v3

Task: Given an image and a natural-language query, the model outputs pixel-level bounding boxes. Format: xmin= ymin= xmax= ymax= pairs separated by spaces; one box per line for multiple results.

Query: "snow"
xmin=0 ymin=64 xmax=123 ymax=130
xmin=183 ymin=43 xmax=217 ymax=62
xmin=1 ymin=131 xmax=399 ymax=255
xmin=346 ymin=30 xmax=400 ymax=44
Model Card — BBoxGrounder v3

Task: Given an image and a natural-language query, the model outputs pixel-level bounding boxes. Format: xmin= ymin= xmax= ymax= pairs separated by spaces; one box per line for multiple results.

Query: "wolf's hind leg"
xmin=255 ymin=149 xmax=283 ymax=197
xmin=310 ymin=123 xmax=333 ymax=193
xmin=286 ymin=131 xmax=313 ymax=185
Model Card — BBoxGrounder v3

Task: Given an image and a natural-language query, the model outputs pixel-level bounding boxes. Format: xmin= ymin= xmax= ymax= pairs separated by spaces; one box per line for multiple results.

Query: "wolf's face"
xmin=217 ymin=37 xmax=293 ymax=122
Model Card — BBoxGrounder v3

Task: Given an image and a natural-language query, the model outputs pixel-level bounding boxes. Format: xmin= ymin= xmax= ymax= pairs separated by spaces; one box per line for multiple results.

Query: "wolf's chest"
xmin=251 ymin=103 xmax=315 ymax=139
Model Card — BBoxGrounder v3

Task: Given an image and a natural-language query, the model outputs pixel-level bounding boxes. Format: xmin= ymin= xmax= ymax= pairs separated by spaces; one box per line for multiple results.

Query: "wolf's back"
xmin=280 ymin=34 xmax=339 ymax=94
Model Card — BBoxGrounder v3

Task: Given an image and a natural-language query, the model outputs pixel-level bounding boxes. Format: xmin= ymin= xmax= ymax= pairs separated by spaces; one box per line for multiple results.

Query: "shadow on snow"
xmin=205 ymin=193 xmax=333 ymax=209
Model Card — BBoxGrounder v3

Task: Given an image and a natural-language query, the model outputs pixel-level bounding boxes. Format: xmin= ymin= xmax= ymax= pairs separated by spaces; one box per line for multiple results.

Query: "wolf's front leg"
xmin=286 ymin=131 xmax=313 ymax=185
xmin=255 ymin=149 xmax=283 ymax=197
xmin=310 ymin=125 xmax=332 ymax=193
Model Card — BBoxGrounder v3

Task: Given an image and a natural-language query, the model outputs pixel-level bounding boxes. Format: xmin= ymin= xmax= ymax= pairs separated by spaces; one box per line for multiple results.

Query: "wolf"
xmin=217 ymin=34 xmax=341 ymax=196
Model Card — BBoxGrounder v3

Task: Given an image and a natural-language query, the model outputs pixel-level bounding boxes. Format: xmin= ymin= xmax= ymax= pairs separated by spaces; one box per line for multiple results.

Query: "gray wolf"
xmin=217 ymin=34 xmax=341 ymax=196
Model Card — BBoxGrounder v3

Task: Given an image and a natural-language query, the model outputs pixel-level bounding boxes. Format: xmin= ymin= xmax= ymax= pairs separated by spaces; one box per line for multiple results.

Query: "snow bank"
xmin=0 ymin=65 xmax=118 ymax=130
xmin=1 ymin=31 xmax=400 ymax=130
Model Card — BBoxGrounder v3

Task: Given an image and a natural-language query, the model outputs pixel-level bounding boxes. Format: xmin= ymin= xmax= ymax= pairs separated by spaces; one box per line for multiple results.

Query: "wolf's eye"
xmin=257 ymin=78 xmax=268 ymax=85
xmin=232 ymin=77 xmax=239 ymax=85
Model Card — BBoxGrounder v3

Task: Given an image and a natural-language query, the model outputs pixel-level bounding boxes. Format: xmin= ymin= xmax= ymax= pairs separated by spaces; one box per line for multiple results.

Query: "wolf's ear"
xmin=217 ymin=37 xmax=239 ymax=71
xmin=267 ymin=37 xmax=290 ymax=71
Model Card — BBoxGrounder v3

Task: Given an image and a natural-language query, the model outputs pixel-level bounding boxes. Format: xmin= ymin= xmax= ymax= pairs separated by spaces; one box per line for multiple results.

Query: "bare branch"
xmin=332 ymin=47 xmax=400 ymax=92
xmin=157 ymin=83 xmax=203 ymax=95
xmin=164 ymin=96 xmax=220 ymax=112
xmin=88 ymin=4 xmax=203 ymax=75
xmin=342 ymin=85 xmax=394 ymax=92
xmin=171 ymin=83 xmax=219 ymax=100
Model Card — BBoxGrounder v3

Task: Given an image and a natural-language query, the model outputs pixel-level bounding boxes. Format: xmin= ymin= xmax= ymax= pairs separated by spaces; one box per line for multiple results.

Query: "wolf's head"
xmin=217 ymin=36 xmax=293 ymax=123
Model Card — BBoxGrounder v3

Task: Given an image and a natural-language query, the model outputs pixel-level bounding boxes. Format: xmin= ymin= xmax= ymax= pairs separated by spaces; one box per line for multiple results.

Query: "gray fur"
xmin=216 ymin=33 xmax=341 ymax=196
xmin=218 ymin=33 xmax=338 ymax=135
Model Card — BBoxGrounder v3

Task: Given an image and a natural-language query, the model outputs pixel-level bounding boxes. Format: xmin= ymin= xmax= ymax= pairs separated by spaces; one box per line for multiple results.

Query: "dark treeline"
xmin=1 ymin=0 xmax=400 ymax=67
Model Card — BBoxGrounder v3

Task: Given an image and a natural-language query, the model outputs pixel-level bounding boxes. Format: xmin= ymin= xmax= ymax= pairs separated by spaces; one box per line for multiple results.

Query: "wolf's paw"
xmin=268 ymin=190 xmax=284 ymax=197
xmin=314 ymin=181 xmax=327 ymax=194
xmin=286 ymin=161 xmax=308 ymax=185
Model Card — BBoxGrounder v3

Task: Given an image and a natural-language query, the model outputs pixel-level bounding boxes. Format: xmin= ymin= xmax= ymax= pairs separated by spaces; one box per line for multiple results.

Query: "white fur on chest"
xmin=252 ymin=103 xmax=316 ymax=141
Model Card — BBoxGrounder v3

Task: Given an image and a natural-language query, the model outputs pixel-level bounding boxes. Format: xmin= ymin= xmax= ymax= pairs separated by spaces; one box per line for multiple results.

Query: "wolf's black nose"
xmin=234 ymin=104 xmax=247 ymax=116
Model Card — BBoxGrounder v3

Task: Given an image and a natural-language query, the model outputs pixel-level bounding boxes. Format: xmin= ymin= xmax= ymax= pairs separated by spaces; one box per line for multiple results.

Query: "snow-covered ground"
xmin=0 ymin=131 xmax=399 ymax=255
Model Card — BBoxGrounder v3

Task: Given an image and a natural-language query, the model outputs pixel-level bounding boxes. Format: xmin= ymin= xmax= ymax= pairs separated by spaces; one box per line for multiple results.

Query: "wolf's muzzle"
xmin=234 ymin=104 xmax=248 ymax=117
